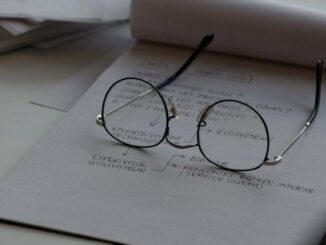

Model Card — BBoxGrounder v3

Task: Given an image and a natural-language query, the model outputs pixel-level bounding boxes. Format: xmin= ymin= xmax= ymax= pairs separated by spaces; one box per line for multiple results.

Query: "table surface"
xmin=1 ymin=2 xmax=326 ymax=244
xmin=0 ymin=23 xmax=132 ymax=245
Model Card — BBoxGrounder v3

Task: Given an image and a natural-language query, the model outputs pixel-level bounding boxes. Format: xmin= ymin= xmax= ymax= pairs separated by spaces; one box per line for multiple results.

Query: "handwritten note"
xmin=0 ymin=42 xmax=325 ymax=245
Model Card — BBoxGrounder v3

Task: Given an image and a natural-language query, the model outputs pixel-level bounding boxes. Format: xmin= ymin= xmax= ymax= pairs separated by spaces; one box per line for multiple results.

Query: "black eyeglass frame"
xmin=196 ymin=99 xmax=270 ymax=171
xmin=101 ymin=77 xmax=170 ymax=149
xmin=97 ymin=34 xmax=323 ymax=171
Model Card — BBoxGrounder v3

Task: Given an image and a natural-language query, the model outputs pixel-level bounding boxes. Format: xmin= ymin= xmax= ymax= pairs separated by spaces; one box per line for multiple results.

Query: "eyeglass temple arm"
xmin=96 ymin=34 xmax=215 ymax=126
xmin=96 ymin=89 xmax=153 ymax=126
xmin=157 ymin=34 xmax=214 ymax=90
xmin=265 ymin=60 xmax=323 ymax=165
xmin=307 ymin=59 xmax=323 ymax=124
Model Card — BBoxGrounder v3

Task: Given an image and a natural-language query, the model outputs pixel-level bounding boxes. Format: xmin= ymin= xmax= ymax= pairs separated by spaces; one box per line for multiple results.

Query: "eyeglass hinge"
xmin=96 ymin=114 xmax=104 ymax=127
xmin=264 ymin=156 xmax=282 ymax=166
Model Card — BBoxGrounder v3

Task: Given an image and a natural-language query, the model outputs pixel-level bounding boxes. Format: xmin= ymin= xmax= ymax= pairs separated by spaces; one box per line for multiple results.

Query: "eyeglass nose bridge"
xmin=165 ymin=97 xmax=178 ymax=119
xmin=163 ymin=96 xmax=198 ymax=149
xmin=164 ymin=132 xmax=198 ymax=149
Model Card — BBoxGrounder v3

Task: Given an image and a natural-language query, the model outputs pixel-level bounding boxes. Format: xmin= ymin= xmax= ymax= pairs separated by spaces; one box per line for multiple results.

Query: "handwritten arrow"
xmin=151 ymin=154 xmax=185 ymax=172
xmin=149 ymin=114 xmax=161 ymax=127
xmin=122 ymin=147 xmax=131 ymax=156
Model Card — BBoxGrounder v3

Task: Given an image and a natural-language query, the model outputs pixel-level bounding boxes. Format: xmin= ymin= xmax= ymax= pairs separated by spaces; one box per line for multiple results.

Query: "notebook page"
xmin=0 ymin=42 xmax=325 ymax=245
xmin=131 ymin=0 xmax=326 ymax=67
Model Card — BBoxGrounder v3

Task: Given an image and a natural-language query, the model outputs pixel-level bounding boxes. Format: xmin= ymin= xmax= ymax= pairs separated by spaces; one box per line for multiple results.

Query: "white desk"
xmin=0 ymin=22 xmax=131 ymax=245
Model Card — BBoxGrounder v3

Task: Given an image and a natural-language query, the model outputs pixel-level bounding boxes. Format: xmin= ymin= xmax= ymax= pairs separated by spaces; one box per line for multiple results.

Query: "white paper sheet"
xmin=32 ymin=27 xmax=105 ymax=50
xmin=0 ymin=0 xmax=131 ymax=22
xmin=131 ymin=0 xmax=326 ymax=67
xmin=29 ymin=22 xmax=133 ymax=112
xmin=0 ymin=42 xmax=325 ymax=245
xmin=29 ymin=55 xmax=126 ymax=112
xmin=0 ymin=19 xmax=41 ymax=35
xmin=0 ymin=22 xmax=111 ymax=54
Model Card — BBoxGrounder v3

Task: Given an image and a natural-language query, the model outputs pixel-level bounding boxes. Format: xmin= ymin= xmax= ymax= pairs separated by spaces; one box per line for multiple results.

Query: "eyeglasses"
xmin=96 ymin=34 xmax=323 ymax=171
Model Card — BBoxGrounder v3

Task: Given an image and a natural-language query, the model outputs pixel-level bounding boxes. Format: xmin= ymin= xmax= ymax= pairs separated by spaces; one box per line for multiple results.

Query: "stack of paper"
xmin=0 ymin=0 xmax=131 ymax=53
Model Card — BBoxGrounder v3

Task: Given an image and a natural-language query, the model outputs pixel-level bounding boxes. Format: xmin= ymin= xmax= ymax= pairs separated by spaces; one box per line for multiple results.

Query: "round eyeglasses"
xmin=98 ymin=77 xmax=270 ymax=171
xmin=96 ymin=34 xmax=323 ymax=171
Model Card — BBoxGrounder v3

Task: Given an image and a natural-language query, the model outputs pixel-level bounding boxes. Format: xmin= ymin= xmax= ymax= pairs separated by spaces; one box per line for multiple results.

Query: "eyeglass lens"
xmin=102 ymin=78 xmax=168 ymax=147
xmin=198 ymin=100 xmax=269 ymax=170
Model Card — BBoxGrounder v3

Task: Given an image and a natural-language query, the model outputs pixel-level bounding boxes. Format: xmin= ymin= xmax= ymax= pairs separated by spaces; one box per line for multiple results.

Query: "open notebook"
xmin=1 ymin=1 xmax=326 ymax=244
